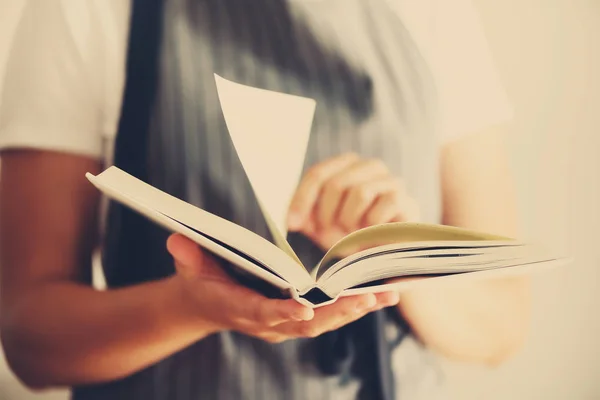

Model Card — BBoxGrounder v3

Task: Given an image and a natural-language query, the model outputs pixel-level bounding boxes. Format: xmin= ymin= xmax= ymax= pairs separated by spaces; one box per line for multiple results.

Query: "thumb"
xmin=166 ymin=234 xmax=221 ymax=280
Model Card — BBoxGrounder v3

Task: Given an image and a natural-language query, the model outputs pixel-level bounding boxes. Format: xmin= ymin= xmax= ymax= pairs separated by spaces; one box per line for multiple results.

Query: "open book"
xmin=87 ymin=76 xmax=565 ymax=307
xmin=87 ymin=167 xmax=563 ymax=308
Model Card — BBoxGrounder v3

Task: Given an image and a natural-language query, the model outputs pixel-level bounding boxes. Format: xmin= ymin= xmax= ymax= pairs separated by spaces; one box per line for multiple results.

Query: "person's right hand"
xmin=167 ymin=233 xmax=399 ymax=343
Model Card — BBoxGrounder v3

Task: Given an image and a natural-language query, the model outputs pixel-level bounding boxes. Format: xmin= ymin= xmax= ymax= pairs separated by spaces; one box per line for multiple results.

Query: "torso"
xmin=78 ymin=1 xmax=448 ymax=399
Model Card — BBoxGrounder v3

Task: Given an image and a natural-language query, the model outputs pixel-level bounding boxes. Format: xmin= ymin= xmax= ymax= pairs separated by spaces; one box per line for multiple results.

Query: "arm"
xmin=0 ymin=151 xmax=217 ymax=388
xmin=1 ymin=151 xmax=396 ymax=390
xmin=0 ymin=3 xmax=397 ymax=390
xmin=0 ymin=3 xmax=219 ymax=386
xmin=397 ymin=126 xmax=531 ymax=365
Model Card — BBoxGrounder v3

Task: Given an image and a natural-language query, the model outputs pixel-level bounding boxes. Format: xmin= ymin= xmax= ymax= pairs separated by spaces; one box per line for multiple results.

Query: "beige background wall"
xmin=441 ymin=1 xmax=600 ymax=399
xmin=0 ymin=1 xmax=598 ymax=399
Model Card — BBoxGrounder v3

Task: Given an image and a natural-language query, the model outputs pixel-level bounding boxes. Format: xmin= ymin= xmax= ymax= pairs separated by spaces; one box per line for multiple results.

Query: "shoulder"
xmin=0 ymin=0 xmax=131 ymax=159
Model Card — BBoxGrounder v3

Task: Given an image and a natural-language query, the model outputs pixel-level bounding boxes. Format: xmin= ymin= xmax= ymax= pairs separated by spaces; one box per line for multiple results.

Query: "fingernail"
xmin=287 ymin=212 xmax=302 ymax=230
xmin=355 ymin=294 xmax=377 ymax=313
xmin=293 ymin=307 xmax=314 ymax=321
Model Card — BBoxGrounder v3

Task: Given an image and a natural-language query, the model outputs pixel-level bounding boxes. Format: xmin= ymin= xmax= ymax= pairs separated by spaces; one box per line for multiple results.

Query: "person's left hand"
xmin=287 ymin=153 xmax=420 ymax=253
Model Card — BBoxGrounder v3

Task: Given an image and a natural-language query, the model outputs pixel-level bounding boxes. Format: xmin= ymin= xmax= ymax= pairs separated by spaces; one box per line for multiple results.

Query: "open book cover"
xmin=87 ymin=76 xmax=566 ymax=308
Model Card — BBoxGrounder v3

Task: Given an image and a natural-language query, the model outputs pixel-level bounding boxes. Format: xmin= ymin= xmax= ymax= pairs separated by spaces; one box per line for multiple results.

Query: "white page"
xmin=86 ymin=167 xmax=315 ymax=291
xmin=214 ymin=74 xmax=316 ymax=237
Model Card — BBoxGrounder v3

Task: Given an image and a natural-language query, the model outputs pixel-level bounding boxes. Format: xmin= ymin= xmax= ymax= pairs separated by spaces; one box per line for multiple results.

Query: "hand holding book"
xmin=162 ymin=151 xmax=409 ymax=341
xmin=166 ymin=233 xmax=400 ymax=343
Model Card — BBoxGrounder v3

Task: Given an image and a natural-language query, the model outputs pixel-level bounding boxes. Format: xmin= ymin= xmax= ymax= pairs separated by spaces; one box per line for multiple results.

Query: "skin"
xmin=0 ymin=124 xmax=529 ymax=390
xmin=287 ymin=127 xmax=530 ymax=365
xmin=0 ymin=151 xmax=396 ymax=389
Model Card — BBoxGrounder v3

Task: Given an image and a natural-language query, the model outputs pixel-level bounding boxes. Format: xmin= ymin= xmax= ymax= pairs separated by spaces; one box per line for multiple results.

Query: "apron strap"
xmin=102 ymin=0 xmax=169 ymax=288
xmin=113 ymin=0 xmax=165 ymax=178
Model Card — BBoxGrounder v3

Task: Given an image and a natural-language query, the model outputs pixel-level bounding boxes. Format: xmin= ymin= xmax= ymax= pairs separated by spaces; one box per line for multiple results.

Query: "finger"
xmin=308 ymin=293 xmax=378 ymax=335
xmin=181 ymin=263 xmax=315 ymax=329
xmin=167 ymin=234 xmax=229 ymax=281
xmin=313 ymin=294 xmax=377 ymax=322
xmin=361 ymin=192 xmax=401 ymax=227
xmin=235 ymin=289 xmax=314 ymax=326
xmin=337 ymin=176 xmax=400 ymax=231
xmin=255 ymin=332 xmax=289 ymax=344
xmin=287 ymin=153 xmax=359 ymax=231
xmin=374 ymin=291 xmax=401 ymax=308
xmin=316 ymin=159 xmax=388 ymax=230
xmin=274 ymin=293 xmax=377 ymax=338
xmin=167 ymin=235 xmax=315 ymax=327
xmin=167 ymin=233 xmax=203 ymax=268
xmin=389 ymin=196 xmax=421 ymax=223
xmin=324 ymin=291 xmax=400 ymax=330
xmin=321 ymin=291 xmax=401 ymax=333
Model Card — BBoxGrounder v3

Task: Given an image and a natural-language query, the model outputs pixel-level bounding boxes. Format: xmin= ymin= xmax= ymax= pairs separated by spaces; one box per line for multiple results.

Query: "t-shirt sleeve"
xmin=429 ymin=0 xmax=514 ymax=145
xmin=0 ymin=0 xmax=111 ymax=159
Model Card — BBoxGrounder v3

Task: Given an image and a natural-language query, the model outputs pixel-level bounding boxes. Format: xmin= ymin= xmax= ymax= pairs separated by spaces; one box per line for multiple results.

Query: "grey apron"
xmin=73 ymin=0 xmax=441 ymax=399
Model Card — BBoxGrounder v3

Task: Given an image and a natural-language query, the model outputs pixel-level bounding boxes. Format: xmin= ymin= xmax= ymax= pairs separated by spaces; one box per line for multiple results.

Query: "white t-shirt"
xmin=0 ymin=0 xmax=513 ymax=161
xmin=0 ymin=2 xmax=514 ymax=398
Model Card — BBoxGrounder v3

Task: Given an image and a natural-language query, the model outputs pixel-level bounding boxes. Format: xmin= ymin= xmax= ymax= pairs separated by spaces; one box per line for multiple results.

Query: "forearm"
xmin=1 ymin=276 xmax=212 ymax=389
xmin=398 ymin=276 xmax=530 ymax=365
xmin=398 ymin=210 xmax=530 ymax=364
xmin=398 ymin=129 xmax=531 ymax=364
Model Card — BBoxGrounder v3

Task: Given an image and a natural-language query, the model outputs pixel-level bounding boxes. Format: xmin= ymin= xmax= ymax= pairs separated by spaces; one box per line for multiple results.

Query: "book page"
xmin=316 ymin=240 xmax=527 ymax=282
xmin=214 ymin=74 xmax=316 ymax=263
xmin=313 ymin=222 xmax=512 ymax=280
xmin=320 ymin=244 xmax=533 ymax=292
xmin=332 ymin=256 xmax=569 ymax=299
xmin=86 ymin=167 xmax=315 ymax=291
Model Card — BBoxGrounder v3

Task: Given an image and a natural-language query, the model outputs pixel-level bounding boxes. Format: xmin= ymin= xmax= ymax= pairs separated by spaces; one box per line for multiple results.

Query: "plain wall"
xmin=0 ymin=1 xmax=598 ymax=399
xmin=441 ymin=1 xmax=600 ymax=399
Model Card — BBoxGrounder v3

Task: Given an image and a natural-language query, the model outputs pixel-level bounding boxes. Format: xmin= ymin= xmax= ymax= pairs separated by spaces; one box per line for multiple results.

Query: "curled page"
xmin=214 ymin=74 xmax=316 ymax=255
